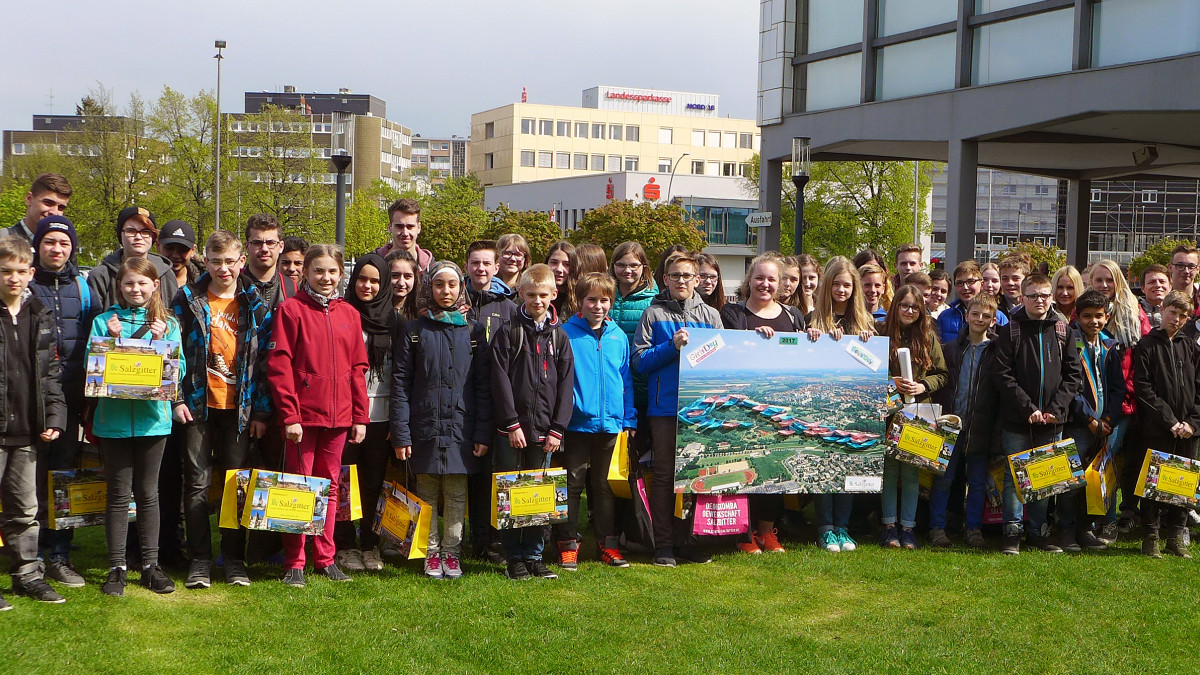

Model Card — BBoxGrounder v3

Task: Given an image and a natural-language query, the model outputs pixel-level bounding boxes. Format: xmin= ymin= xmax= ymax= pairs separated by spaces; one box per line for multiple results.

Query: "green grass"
xmin=2 ymin=522 xmax=1198 ymax=674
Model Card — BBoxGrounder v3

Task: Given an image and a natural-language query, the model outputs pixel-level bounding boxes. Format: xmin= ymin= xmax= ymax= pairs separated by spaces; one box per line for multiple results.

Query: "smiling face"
xmin=25 ymin=190 xmax=68 ymax=227
xmin=1077 ymin=305 xmax=1108 ymax=340
xmin=1000 ymin=267 xmax=1025 ymax=301
xmin=981 ymin=268 xmax=1001 ymax=297
xmin=204 ymin=247 xmax=245 ymax=291
xmin=279 ymin=250 xmax=305 ymax=284
xmin=38 ymin=231 xmax=73 ymax=271
xmin=613 ymin=253 xmax=644 ymax=293
xmin=1054 ymin=275 xmax=1077 ymax=308
xmin=697 ymin=263 xmax=720 ymax=298
xmin=390 ymin=258 xmax=416 ymax=304
xmin=1144 ymin=271 xmax=1170 ymax=306
xmin=304 ymin=255 xmax=342 ymax=297
xmin=748 ymin=261 xmax=779 ymax=306
xmin=355 ymin=263 xmax=381 ymax=302
xmin=580 ymin=290 xmax=612 ymax=328
xmin=547 ymin=250 xmax=571 ymax=286
xmin=927 ymin=279 xmax=949 ymax=311
xmin=1089 ymin=265 xmax=1116 ymax=300
xmin=1170 ymin=251 xmax=1199 ymax=291
xmin=778 ymin=264 xmax=800 ymax=300
xmin=389 ymin=212 xmax=421 ymax=252
xmin=499 ymin=245 xmax=527 ymax=279
xmin=955 ymin=272 xmax=981 ymax=302
xmin=860 ymin=273 xmax=884 ymax=310
xmin=466 ymin=249 xmax=498 ymax=292
xmin=120 ymin=271 xmax=159 ymax=308
xmin=895 ymin=292 xmax=923 ymax=328
xmin=966 ymin=305 xmax=995 ymax=336
xmin=830 ymin=271 xmax=853 ymax=306
xmin=520 ymin=282 xmax=556 ymax=320
xmin=800 ymin=265 xmax=819 ymax=299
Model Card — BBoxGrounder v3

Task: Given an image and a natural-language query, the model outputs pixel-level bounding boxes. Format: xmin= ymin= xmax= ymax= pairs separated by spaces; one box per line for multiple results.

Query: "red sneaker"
xmin=738 ymin=531 xmax=763 ymax=554
xmin=599 ymin=548 xmax=630 ymax=568
xmin=758 ymin=529 xmax=786 ymax=553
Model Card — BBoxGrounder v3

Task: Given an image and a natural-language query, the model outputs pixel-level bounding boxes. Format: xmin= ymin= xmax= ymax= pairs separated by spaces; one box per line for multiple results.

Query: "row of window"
xmin=512 ymin=119 xmax=758 ymax=150
xmin=1092 ymin=188 xmax=1163 ymax=204
xmin=231 ymin=146 xmax=334 ymax=159
xmin=510 ymin=150 xmax=753 ymax=178
xmin=229 ymin=121 xmax=334 ymax=134
xmin=236 ymin=170 xmax=341 ymax=184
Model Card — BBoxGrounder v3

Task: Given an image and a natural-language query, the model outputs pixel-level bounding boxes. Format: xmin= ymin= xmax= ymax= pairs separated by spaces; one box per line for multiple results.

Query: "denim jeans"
xmin=493 ymin=434 xmax=549 ymax=561
xmin=930 ymin=440 xmax=988 ymax=531
xmin=1 ymin=444 xmax=41 ymax=577
xmin=1000 ymin=427 xmax=1057 ymax=536
xmin=815 ymin=494 xmax=852 ymax=535
xmin=415 ymin=473 xmax=468 ymax=557
xmin=881 ymin=456 xmax=919 ymax=528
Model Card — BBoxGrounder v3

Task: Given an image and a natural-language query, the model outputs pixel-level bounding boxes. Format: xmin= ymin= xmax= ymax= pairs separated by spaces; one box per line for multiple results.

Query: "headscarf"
xmin=416 ymin=260 xmax=470 ymax=326
xmin=344 ymin=253 xmax=395 ymax=375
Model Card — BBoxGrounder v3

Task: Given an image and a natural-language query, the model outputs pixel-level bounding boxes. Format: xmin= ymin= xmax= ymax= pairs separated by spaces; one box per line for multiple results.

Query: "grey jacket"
xmin=87 ymin=249 xmax=179 ymax=311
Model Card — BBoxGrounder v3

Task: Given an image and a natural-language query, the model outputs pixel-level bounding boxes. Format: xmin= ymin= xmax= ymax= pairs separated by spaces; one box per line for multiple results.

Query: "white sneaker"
xmin=819 ymin=530 xmax=841 ymax=553
xmin=361 ymin=548 xmax=384 ymax=571
xmin=424 ymin=553 xmax=444 ymax=579
xmin=335 ymin=549 xmax=366 ymax=572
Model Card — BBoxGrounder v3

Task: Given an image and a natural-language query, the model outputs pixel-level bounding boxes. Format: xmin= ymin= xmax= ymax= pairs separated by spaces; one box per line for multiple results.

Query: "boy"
xmin=373 ymin=198 xmax=433 ymax=273
xmin=997 ymin=255 xmax=1029 ymax=320
xmin=1056 ymin=290 xmax=1124 ymax=552
xmin=553 ymin=272 xmax=637 ymax=569
xmin=990 ymin=273 xmax=1082 ymax=554
xmin=0 ymin=235 xmax=67 ymax=608
xmin=87 ymin=206 xmax=179 ymax=309
xmin=633 ymin=251 xmax=723 ymax=567
xmin=159 ymin=220 xmax=204 ymax=288
xmin=240 ymin=213 xmax=297 ymax=310
xmin=1133 ymin=290 xmax=1200 ymax=558
xmin=927 ymin=269 xmax=951 ymax=318
xmin=893 ymin=243 xmax=923 ymax=286
xmin=1139 ymin=263 xmax=1170 ymax=329
xmin=29 ymin=217 xmax=95 ymax=588
xmin=1167 ymin=244 xmax=1200 ymax=314
xmin=490 ymin=264 xmax=575 ymax=580
xmin=937 ymin=260 xmax=1008 ymax=344
xmin=929 ymin=295 xmax=998 ymax=548
xmin=172 ymin=231 xmax=274 ymax=588
xmin=279 ymin=237 xmax=308 ymax=287
xmin=6 ymin=173 xmax=71 ymax=243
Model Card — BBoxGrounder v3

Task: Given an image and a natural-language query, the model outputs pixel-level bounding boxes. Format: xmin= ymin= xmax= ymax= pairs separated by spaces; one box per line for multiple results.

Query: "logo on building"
xmin=643 ymin=178 xmax=660 ymax=201
xmin=686 ymin=103 xmax=716 ymax=111
xmin=606 ymin=91 xmax=671 ymax=103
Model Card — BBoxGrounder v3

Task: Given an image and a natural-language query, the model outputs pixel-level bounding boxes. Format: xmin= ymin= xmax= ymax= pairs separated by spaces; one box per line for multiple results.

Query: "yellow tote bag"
xmin=608 ymin=431 xmax=632 ymax=499
xmin=1085 ymin=444 xmax=1116 ymax=516
xmin=218 ymin=469 xmax=252 ymax=530
xmin=335 ymin=464 xmax=363 ymax=521
xmin=373 ymin=480 xmax=432 ymax=559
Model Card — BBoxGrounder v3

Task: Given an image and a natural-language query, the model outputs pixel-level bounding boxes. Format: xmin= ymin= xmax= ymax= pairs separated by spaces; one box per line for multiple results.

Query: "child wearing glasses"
xmin=936 ymin=260 xmax=1008 ymax=344
xmin=695 ymin=253 xmax=724 ymax=312
xmin=87 ymin=206 xmax=179 ymax=311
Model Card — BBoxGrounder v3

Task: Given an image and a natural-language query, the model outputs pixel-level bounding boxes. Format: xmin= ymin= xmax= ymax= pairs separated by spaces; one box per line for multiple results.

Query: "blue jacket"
xmin=563 ymin=314 xmax=636 ymax=434
xmin=936 ymin=297 xmax=1008 ymax=344
xmin=633 ymin=289 xmax=723 ymax=418
xmin=88 ymin=305 xmax=184 ymax=439
xmin=1070 ymin=328 xmax=1125 ymax=427
xmin=29 ymin=261 xmax=96 ymax=388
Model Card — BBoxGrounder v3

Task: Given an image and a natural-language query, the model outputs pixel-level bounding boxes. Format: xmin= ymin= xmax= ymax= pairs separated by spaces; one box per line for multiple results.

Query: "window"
xmin=707 ymin=160 xmax=720 ymax=176
xmin=1091 ymin=189 xmax=1102 ymax=202
xmin=607 ymin=155 xmax=622 ymax=172
xmin=557 ymin=121 xmax=570 ymax=137
xmin=692 ymin=130 xmax=705 ymax=146
xmin=1002 ymin=185 xmax=1017 ymax=195
xmin=973 ymin=9 xmax=1074 ymax=85
xmin=591 ymin=154 xmax=605 ymax=171
xmin=804 ymin=52 xmax=863 ymax=111
xmin=521 ymin=118 xmax=535 ymax=134
xmin=610 ymin=125 xmax=622 ymax=141
xmin=539 ymin=119 xmax=554 ymax=136
xmin=739 ymin=133 xmax=753 ymax=149
xmin=626 ymin=126 xmax=640 ymax=142
xmin=485 ymin=153 xmax=494 ymax=170
xmin=537 ymin=151 xmax=552 ymax=168
xmin=877 ymin=0 xmax=956 ymax=36
xmin=1019 ymin=202 xmax=1034 ymax=211
xmin=706 ymin=132 xmax=721 ymax=148
xmin=1142 ymin=190 xmax=1158 ymax=203
xmin=691 ymin=160 xmax=705 ymax=175
xmin=722 ymin=132 xmax=736 ymax=149
xmin=592 ymin=123 xmax=605 ymax=140
xmin=1093 ymin=0 xmax=1200 ymax=68
xmin=722 ymin=162 xmax=736 ymax=176
xmin=484 ymin=122 xmax=494 ymax=139
xmin=573 ymin=153 xmax=587 ymax=170
xmin=658 ymin=127 xmax=674 ymax=145
xmin=625 ymin=157 xmax=639 ymax=171
xmin=807 ymin=0 xmax=864 ymax=52
xmin=556 ymin=152 xmax=570 ymax=169
xmin=520 ymin=151 xmax=535 ymax=167
xmin=440 ymin=143 xmax=449 ymax=150
xmin=658 ymin=158 xmax=672 ymax=172
xmin=1034 ymin=185 xmax=1050 ymax=195
xmin=739 ymin=163 xmax=753 ymax=177
xmin=877 ymin=33 xmax=956 ymax=100
xmin=575 ymin=122 xmax=589 ymax=138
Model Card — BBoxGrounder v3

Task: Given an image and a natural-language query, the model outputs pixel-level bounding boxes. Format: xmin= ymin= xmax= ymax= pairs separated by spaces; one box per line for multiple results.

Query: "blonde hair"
xmin=0 ymin=235 xmax=34 ymax=266
xmin=1089 ymin=259 xmax=1141 ymax=347
xmin=518 ymin=263 xmax=557 ymax=292
xmin=858 ymin=263 xmax=889 ymax=310
xmin=118 ymin=257 xmax=172 ymax=326
xmin=813 ymin=256 xmax=875 ymax=335
xmin=1051 ymin=264 xmax=1084 ymax=312
xmin=737 ymin=254 xmax=784 ymax=302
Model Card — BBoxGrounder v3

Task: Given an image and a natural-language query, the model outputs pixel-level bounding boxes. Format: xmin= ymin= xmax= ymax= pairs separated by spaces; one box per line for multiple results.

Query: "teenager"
xmin=937 ymin=260 xmax=1008 ymax=344
xmin=695 ymin=253 xmax=725 ymax=312
xmin=267 ymin=244 xmax=370 ymax=587
xmin=980 ymin=262 xmax=1002 ymax=300
xmin=88 ymin=207 xmax=179 ymax=310
xmin=385 ymin=249 xmax=420 ymax=319
xmin=279 ymin=237 xmax=308 ymax=287
xmin=997 ymin=255 xmax=1029 ymax=319
xmin=1138 ymin=264 xmax=1170 ymax=329
xmin=575 ymin=243 xmax=608 ymax=277
xmin=859 ymin=263 xmax=888 ymax=320
xmin=1051 ymin=265 xmax=1084 ymax=323
xmin=464 ymin=240 xmax=517 ymax=342
xmin=6 ymin=173 xmax=70 ymax=242
xmin=495 ymin=233 xmax=531 ymax=300
xmin=546 ymin=241 xmax=579 ymax=317
xmin=158 ymin=220 xmax=203 ymax=288
xmin=927 ymin=269 xmax=951 ymax=318
xmin=893 ymin=244 xmax=923 ymax=287
xmin=374 ymin=198 xmax=433 ymax=273
xmin=1167 ymin=244 xmax=1200 ymax=314
xmin=240 ymin=213 xmax=298 ymax=310
xmin=853 ymin=248 xmax=892 ymax=310
xmin=610 ymin=242 xmax=658 ymax=344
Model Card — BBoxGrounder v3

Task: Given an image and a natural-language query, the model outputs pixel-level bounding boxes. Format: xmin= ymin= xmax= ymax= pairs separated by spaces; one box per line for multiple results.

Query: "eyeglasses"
xmin=698 ymin=274 xmax=718 ymax=282
xmin=898 ymin=303 xmax=923 ymax=312
xmin=614 ymin=262 xmax=643 ymax=271
xmin=248 ymin=239 xmax=282 ymax=249
xmin=123 ymin=229 xmax=155 ymax=239
xmin=501 ymin=251 xmax=526 ymax=260
xmin=1024 ymin=292 xmax=1053 ymax=301
xmin=954 ymin=278 xmax=981 ymax=287
xmin=208 ymin=258 xmax=242 ymax=268
xmin=666 ymin=272 xmax=696 ymax=282
xmin=1171 ymin=262 xmax=1199 ymax=272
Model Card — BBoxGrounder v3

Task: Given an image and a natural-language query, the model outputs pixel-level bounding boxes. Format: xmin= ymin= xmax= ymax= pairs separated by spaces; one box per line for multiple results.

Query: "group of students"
xmin=2 ymin=172 xmax=1199 ymax=609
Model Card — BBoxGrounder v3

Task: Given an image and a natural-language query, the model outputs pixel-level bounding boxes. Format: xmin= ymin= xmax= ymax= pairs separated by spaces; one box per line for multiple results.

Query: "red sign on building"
xmin=643 ymin=177 xmax=660 ymax=201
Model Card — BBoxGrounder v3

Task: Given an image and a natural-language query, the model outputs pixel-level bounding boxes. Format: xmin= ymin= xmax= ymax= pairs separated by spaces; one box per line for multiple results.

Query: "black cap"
xmin=159 ymin=220 xmax=197 ymax=250
xmin=115 ymin=206 xmax=157 ymax=239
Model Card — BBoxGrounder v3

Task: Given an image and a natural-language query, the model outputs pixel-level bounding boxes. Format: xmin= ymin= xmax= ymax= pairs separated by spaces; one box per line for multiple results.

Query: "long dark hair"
xmin=546 ymin=240 xmax=579 ymax=315
xmin=695 ymin=252 xmax=725 ymax=311
xmin=882 ymin=284 xmax=935 ymax=373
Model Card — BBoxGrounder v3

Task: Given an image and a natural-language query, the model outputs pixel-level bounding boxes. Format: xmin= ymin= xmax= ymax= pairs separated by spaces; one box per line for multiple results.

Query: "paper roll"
xmin=897 ymin=347 xmax=914 ymax=404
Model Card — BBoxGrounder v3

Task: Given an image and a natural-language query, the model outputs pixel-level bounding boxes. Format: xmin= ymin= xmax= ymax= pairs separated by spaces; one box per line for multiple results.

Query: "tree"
xmin=568 ymin=200 xmax=705 ymax=265
xmin=417 ymin=175 xmax=490 ymax=265
xmin=146 ymin=86 xmax=217 ymax=240
xmin=1002 ymin=240 xmax=1066 ymax=274
xmin=343 ymin=180 xmax=410 ymax=257
xmin=1130 ymin=237 xmax=1195 ymax=281
xmin=482 ymin=205 xmax=562 ymax=264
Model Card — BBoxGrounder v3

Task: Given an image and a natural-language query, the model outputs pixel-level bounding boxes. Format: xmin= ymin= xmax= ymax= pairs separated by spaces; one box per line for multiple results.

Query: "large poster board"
xmin=674 ymin=329 xmax=889 ymax=494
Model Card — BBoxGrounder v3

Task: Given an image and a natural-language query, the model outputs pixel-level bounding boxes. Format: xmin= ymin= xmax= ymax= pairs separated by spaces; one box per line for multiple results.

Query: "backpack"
xmin=508 ymin=321 xmax=568 ymax=365
xmin=76 ymin=274 xmax=91 ymax=317
xmin=407 ymin=323 xmax=478 ymax=357
xmin=1007 ymin=318 xmax=1069 ymax=353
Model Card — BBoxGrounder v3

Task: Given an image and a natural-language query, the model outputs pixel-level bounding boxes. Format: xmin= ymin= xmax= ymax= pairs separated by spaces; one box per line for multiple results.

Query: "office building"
xmin=410 ymin=136 xmax=469 ymax=188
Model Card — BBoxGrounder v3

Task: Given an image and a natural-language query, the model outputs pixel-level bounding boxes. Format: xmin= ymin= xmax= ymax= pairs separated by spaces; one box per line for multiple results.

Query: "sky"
xmin=2 ymin=0 xmax=760 ymax=138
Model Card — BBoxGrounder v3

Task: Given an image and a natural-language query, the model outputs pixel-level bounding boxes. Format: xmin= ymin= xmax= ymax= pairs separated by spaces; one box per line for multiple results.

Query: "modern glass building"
xmin=757 ymin=0 xmax=1200 ymax=268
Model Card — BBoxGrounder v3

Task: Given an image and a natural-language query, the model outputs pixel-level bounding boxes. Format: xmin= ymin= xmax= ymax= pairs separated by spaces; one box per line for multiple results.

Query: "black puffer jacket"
xmin=937 ymin=329 xmax=998 ymax=455
xmin=490 ymin=306 xmax=575 ymax=444
xmin=466 ymin=282 xmax=517 ymax=344
xmin=0 ymin=294 xmax=66 ymax=435
xmin=1134 ymin=326 xmax=1200 ymax=454
xmin=989 ymin=306 xmax=1082 ymax=432
xmin=29 ymin=261 xmax=96 ymax=389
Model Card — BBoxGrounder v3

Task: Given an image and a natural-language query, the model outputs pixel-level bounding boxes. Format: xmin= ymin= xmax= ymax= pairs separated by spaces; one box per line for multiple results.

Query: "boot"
xmin=1142 ymin=533 xmax=1162 ymax=559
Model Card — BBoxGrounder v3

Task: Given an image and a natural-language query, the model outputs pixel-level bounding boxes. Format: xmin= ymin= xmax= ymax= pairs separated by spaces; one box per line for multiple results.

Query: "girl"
xmin=696 ymin=252 xmax=725 ymax=311
xmin=91 ymin=257 xmax=184 ymax=597
xmin=653 ymin=244 xmax=688 ymax=290
xmin=334 ymin=254 xmax=398 ymax=573
xmin=805 ymin=256 xmax=875 ymax=553
xmin=546 ymin=240 xmax=579 ymax=317
xmin=575 ymin=243 xmax=609 ymax=277
xmin=859 ymin=263 xmax=888 ymax=320
xmin=927 ymin=269 xmax=951 ymax=318
xmin=878 ymin=285 xmax=948 ymax=550
xmin=981 ymin=262 xmax=1002 ymax=299
xmin=391 ymin=261 xmax=491 ymax=580
xmin=495 ymin=233 xmax=530 ymax=300
xmin=386 ymin=248 xmax=420 ymax=319
xmin=720 ymin=255 xmax=807 ymax=554
xmin=853 ymin=248 xmax=893 ymax=310
xmin=610 ymin=241 xmax=659 ymax=462
xmin=267 ymin=244 xmax=369 ymax=588
xmin=776 ymin=255 xmax=802 ymax=308
xmin=795 ymin=254 xmax=822 ymax=315
xmin=1052 ymin=265 xmax=1084 ymax=322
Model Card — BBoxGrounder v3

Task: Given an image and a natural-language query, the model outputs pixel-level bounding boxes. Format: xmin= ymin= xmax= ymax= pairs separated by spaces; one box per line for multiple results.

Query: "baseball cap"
xmin=159 ymin=220 xmax=197 ymax=250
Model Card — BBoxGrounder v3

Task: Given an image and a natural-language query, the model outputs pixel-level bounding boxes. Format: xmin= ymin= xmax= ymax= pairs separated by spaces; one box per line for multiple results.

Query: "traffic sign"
xmin=745 ymin=211 xmax=773 ymax=227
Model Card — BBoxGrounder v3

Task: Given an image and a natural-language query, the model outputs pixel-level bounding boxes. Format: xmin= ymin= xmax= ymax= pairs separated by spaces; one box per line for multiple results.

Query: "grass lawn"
xmin=2 ymin=520 xmax=1197 ymax=675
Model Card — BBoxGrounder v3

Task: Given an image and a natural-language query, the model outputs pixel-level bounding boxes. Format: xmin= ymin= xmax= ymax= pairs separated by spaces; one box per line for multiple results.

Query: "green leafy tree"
xmin=482 ymin=205 xmax=562 ymax=263
xmin=417 ymin=175 xmax=489 ymax=265
xmin=568 ymin=200 xmax=705 ymax=265
xmin=0 ymin=182 xmax=29 ymax=227
xmin=343 ymin=180 xmax=410 ymax=257
xmin=1002 ymin=240 xmax=1066 ymax=273
xmin=145 ymin=86 xmax=217 ymax=240
xmin=1130 ymin=237 xmax=1195 ymax=281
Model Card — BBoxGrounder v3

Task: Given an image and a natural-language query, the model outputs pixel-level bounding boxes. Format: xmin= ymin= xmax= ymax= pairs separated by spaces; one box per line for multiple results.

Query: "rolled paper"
xmin=897 ymin=347 xmax=914 ymax=404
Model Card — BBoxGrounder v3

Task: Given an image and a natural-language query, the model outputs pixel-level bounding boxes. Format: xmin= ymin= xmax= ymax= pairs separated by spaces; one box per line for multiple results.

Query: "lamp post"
xmin=665 ymin=152 xmax=690 ymax=202
xmin=213 ymin=40 xmax=226 ymax=230
xmin=331 ymin=154 xmax=352 ymax=248
xmin=791 ymin=137 xmax=811 ymax=255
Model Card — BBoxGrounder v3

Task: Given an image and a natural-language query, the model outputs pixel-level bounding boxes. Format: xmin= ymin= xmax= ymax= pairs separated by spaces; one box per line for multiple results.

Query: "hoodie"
xmin=563 ymin=314 xmax=636 ymax=434
xmin=87 ymin=249 xmax=179 ymax=313
xmin=633 ymin=289 xmax=723 ymax=418
xmin=466 ymin=277 xmax=517 ymax=344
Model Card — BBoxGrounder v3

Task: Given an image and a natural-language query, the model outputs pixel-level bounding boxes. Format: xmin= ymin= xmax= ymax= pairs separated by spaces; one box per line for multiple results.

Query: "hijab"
xmin=345 ymin=253 xmax=395 ymax=375
xmin=416 ymin=260 xmax=470 ymax=326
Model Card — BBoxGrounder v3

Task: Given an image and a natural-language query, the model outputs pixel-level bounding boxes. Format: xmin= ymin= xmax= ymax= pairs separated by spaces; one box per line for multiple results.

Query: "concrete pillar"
xmin=1065 ymin=178 xmax=1091 ymax=269
xmin=945 ymin=139 xmax=979 ymax=270
xmin=759 ymin=156 xmax=784 ymax=253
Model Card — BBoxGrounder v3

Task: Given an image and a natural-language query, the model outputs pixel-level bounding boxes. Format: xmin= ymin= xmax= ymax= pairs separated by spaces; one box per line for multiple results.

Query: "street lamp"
xmin=791 ymin=137 xmax=811 ymax=255
xmin=331 ymin=153 xmax=352 ymax=248
xmin=214 ymin=40 xmax=226 ymax=230
xmin=665 ymin=152 xmax=690 ymax=203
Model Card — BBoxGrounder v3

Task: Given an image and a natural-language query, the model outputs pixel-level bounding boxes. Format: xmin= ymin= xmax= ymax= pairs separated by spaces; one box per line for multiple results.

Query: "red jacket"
xmin=267 ymin=291 xmax=370 ymax=428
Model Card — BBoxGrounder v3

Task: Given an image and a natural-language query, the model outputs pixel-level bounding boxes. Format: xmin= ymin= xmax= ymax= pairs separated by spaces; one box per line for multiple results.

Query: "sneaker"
xmin=879 ymin=525 xmax=900 ymax=548
xmin=1183 ymin=529 xmax=1192 ymax=547
xmin=336 ymin=549 xmax=366 ymax=572
xmin=102 ymin=568 xmax=127 ymax=596
xmin=505 ymin=559 xmax=532 ymax=580
xmin=557 ymin=541 xmax=579 ymax=571
xmin=964 ymin=529 xmax=987 ymax=549
xmin=0 ymin=594 xmax=10 ymax=611
xmin=442 ymin=553 xmax=463 ymax=579
xmin=140 ymin=564 xmax=175 ymax=594
xmin=1056 ymin=531 xmax=1082 ymax=553
xmin=1028 ymin=534 xmax=1063 ymax=553
xmin=282 ymin=568 xmax=306 ymax=587
xmin=485 ymin=542 xmax=506 ymax=566
xmin=677 ymin=546 xmax=712 ymax=564
xmin=45 ymin=559 xmax=86 ymax=588
xmin=835 ymin=528 xmax=857 ymax=552
xmin=899 ymin=528 xmax=918 ymax=550
xmin=527 ymin=559 xmax=558 ymax=580
xmin=1078 ymin=529 xmax=1108 ymax=552
xmin=758 ymin=529 xmax=786 ymax=553
xmin=13 ymin=575 xmax=65 ymax=604
xmin=361 ymin=548 xmax=384 ymax=571
xmin=1096 ymin=522 xmax=1119 ymax=545
xmin=819 ymin=530 xmax=841 ymax=553
xmin=599 ymin=548 xmax=630 ymax=567
xmin=424 ymin=553 xmax=444 ymax=579
xmin=1164 ymin=536 xmax=1192 ymax=559
xmin=1143 ymin=535 xmax=1162 ymax=559
xmin=185 ymin=559 xmax=212 ymax=589
xmin=225 ymin=560 xmax=251 ymax=587
xmin=738 ymin=532 xmax=763 ymax=554
xmin=928 ymin=528 xmax=952 ymax=548
xmin=1001 ymin=534 xmax=1020 ymax=555
xmin=1117 ymin=510 xmax=1139 ymax=534
xmin=315 ymin=564 xmax=352 ymax=581
xmin=652 ymin=549 xmax=677 ymax=568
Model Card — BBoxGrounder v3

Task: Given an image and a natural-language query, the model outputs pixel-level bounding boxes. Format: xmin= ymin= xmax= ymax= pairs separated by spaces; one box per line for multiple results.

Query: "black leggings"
xmin=101 ymin=436 xmax=167 ymax=569
xmin=334 ymin=422 xmax=392 ymax=552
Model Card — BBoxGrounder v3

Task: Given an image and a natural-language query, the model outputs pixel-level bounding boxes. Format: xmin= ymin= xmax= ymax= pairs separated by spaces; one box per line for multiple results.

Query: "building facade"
xmin=470 ymin=86 xmax=760 ymax=188
xmin=410 ymin=136 xmax=469 ymax=189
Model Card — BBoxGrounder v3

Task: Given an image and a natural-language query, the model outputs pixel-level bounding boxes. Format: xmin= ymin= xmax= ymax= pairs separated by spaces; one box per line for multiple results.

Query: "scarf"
xmin=416 ymin=260 xmax=470 ymax=326
xmin=344 ymin=253 xmax=394 ymax=376
xmin=302 ymin=281 xmax=334 ymax=308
